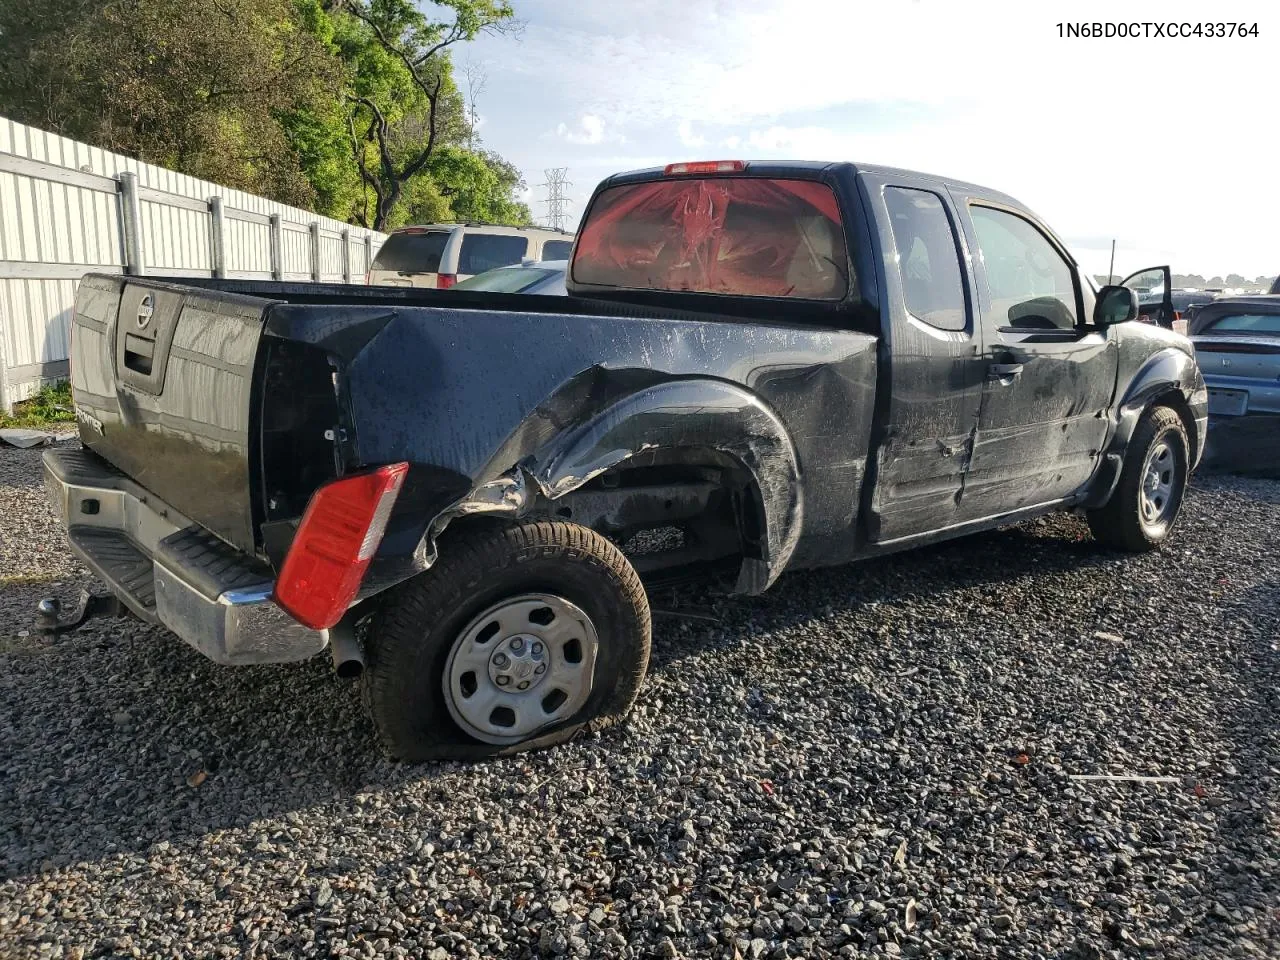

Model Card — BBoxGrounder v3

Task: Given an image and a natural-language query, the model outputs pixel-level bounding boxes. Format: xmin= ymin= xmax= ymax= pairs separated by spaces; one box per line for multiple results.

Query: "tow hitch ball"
xmin=35 ymin=590 xmax=128 ymax=637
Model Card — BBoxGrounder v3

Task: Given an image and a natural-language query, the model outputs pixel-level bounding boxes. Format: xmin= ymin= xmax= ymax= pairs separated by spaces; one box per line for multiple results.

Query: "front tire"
xmin=361 ymin=520 xmax=651 ymax=761
xmin=1087 ymin=404 xmax=1189 ymax=551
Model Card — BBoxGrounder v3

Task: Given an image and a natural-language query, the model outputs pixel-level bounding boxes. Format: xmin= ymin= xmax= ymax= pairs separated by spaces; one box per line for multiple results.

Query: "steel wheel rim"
xmin=1139 ymin=440 xmax=1177 ymax=527
xmin=443 ymin=593 xmax=598 ymax=745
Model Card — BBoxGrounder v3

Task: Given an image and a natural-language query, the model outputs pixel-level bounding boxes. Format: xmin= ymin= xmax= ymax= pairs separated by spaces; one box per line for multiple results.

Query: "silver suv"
xmin=368 ymin=223 xmax=574 ymax=289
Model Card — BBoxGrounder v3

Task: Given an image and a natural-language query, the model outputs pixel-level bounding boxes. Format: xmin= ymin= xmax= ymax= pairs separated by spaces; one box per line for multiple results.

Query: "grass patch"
xmin=0 ymin=381 xmax=76 ymax=429
xmin=0 ymin=572 xmax=60 ymax=587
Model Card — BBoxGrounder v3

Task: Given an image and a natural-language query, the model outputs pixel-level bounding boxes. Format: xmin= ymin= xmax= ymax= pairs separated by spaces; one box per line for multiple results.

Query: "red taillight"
xmin=663 ymin=160 xmax=746 ymax=176
xmin=273 ymin=463 xmax=409 ymax=630
xmin=437 ymin=273 xmax=457 ymax=289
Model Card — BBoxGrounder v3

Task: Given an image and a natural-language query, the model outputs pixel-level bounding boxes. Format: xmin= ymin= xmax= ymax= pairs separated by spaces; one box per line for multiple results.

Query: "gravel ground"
xmin=2 ymin=440 xmax=1278 ymax=960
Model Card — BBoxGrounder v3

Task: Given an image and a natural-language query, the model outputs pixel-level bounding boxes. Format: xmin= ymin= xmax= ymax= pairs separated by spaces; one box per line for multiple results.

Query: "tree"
xmin=421 ymin=146 xmax=530 ymax=224
xmin=337 ymin=0 xmax=517 ymax=230
xmin=0 ymin=0 xmax=337 ymax=206
xmin=1224 ymin=274 xmax=1247 ymax=288
xmin=461 ymin=59 xmax=487 ymax=150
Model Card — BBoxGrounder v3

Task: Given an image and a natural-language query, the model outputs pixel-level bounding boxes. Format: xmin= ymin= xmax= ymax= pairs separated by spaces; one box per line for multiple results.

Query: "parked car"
xmin=1189 ymin=295 xmax=1280 ymax=474
xmin=40 ymin=159 xmax=1208 ymax=760
xmin=1270 ymin=275 xmax=1280 ymax=295
xmin=1190 ymin=295 xmax=1280 ymax=416
xmin=453 ymin=259 xmax=568 ymax=295
xmin=368 ymin=223 xmax=574 ymax=289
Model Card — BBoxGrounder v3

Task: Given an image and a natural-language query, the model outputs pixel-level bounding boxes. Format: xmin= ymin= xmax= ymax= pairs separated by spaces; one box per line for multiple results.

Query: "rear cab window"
xmin=371 ymin=230 xmax=450 ymax=274
xmin=458 ymin=234 xmax=529 ymax=275
xmin=541 ymin=240 xmax=573 ymax=260
xmin=572 ymin=177 xmax=848 ymax=299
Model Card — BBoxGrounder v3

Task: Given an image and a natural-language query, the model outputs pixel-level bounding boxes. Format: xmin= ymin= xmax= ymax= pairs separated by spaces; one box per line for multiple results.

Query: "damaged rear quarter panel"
xmin=267 ymin=304 xmax=879 ymax=592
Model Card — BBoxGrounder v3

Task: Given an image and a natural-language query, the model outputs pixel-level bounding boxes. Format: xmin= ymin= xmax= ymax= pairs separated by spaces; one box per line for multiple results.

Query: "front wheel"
xmin=361 ymin=520 xmax=651 ymax=761
xmin=1087 ymin=404 xmax=1189 ymax=551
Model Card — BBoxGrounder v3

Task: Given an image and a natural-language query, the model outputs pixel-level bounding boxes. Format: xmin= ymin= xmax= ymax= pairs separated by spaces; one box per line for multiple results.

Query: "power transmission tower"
xmin=539 ymin=168 xmax=571 ymax=231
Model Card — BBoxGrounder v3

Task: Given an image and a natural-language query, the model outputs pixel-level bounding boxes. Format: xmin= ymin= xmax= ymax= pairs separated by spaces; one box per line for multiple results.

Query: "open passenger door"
xmin=1120 ymin=265 xmax=1184 ymax=334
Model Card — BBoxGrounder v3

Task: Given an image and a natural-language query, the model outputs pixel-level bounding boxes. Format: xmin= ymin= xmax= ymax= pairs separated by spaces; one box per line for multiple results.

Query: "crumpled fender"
xmin=441 ymin=378 xmax=803 ymax=595
xmin=1084 ymin=346 xmax=1208 ymax=508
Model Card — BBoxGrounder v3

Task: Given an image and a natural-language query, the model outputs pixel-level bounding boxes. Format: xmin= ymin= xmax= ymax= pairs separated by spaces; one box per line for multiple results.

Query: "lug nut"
xmin=496 ymin=675 xmax=510 ymax=686
xmin=531 ymin=641 xmax=543 ymax=655
xmin=510 ymin=637 xmax=525 ymax=652
xmin=494 ymin=653 xmax=509 ymax=667
xmin=534 ymin=664 xmax=546 ymax=675
xmin=518 ymin=680 xmax=530 ymax=690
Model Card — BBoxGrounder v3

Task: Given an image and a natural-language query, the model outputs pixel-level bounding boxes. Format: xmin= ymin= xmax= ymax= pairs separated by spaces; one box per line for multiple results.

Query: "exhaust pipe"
xmin=329 ymin=619 xmax=365 ymax=679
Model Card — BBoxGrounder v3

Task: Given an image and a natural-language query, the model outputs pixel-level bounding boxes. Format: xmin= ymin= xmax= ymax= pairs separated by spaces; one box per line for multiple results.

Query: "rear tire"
xmin=1087 ymin=405 xmax=1189 ymax=551
xmin=361 ymin=520 xmax=651 ymax=761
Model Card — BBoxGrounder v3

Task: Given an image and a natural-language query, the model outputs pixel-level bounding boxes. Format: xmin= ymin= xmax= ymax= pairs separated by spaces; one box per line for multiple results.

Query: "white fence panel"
xmin=0 ymin=116 xmax=385 ymax=408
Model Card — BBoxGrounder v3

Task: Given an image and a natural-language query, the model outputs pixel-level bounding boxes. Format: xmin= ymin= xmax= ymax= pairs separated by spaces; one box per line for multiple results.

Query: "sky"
xmin=465 ymin=0 xmax=1278 ymax=282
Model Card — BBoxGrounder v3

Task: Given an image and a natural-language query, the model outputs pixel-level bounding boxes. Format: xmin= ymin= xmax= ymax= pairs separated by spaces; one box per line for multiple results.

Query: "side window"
xmin=458 ymin=234 xmax=529 ymax=275
xmin=970 ymin=206 xmax=1079 ymax=331
xmin=884 ymin=187 xmax=967 ymax=331
xmin=541 ymin=240 xmax=573 ymax=260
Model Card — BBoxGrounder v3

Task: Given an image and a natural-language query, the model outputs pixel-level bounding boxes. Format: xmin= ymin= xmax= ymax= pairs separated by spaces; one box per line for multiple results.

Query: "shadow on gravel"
xmin=2 ymin=517 xmax=1112 ymax=881
xmin=0 ymin=446 xmax=57 ymax=489
xmin=648 ymin=515 xmax=1115 ymax=668
xmin=0 ymin=619 xmax=425 ymax=881
xmin=1183 ymin=582 xmax=1280 ymax=949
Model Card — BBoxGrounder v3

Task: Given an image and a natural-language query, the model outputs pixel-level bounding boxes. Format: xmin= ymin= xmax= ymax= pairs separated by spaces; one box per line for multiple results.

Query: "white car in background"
xmin=368 ymin=223 xmax=573 ymax=289
xmin=453 ymin=259 xmax=568 ymax=295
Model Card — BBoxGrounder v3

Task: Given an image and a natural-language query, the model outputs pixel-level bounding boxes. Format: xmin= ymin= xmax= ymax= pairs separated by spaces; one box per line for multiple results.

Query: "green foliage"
xmin=424 ymin=146 xmax=531 ymax=225
xmin=0 ymin=0 xmax=530 ymax=228
xmin=0 ymin=382 xmax=76 ymax=429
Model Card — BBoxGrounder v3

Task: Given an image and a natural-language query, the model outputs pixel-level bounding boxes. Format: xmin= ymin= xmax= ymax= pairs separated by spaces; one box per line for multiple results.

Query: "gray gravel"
xmin=2 ymin=440 xmax=1278 ymax=959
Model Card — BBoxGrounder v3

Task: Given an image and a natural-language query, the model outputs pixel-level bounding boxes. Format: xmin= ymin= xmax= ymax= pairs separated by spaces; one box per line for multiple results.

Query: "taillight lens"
xmin=273 ymin=463 xmax=409 ymax=630
xmin=437 ymin=273 xmax=457 ymax=289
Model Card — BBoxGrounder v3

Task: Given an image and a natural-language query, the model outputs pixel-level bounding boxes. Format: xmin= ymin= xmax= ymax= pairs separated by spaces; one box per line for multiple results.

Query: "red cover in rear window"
xmin=572 ymin=178 xmax=848 ymax=299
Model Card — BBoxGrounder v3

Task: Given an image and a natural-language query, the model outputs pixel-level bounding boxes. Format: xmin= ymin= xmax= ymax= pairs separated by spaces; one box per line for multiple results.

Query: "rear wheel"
xmin=1087 ymin=405 xmax=1189 ymax=551
xmin=361 ymin=520 xmax=651 ymax=761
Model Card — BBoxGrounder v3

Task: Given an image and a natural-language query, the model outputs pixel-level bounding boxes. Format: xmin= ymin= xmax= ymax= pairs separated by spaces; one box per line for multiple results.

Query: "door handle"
xmin=987 ymin=362 xmax=1024 ymax=381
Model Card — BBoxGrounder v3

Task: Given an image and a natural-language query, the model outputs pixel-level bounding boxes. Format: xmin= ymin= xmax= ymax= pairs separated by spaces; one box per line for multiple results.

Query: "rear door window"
xmin=458 ymin=234 xmax=529 ymax=275
xmin=370 ymin=231 xmax=449 ymax=274
xmin=884 ymin=187 xmax=967 ymax=331
xmin=541 ymin=240 xmax=573 ymax=260
xmin=572 ymin=178 xmax=848 ymax=299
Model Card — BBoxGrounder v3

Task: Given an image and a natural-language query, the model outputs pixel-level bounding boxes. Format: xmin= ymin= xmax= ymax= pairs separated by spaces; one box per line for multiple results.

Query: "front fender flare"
xmin=1084 ymin=347 xmax=1207 ymax=508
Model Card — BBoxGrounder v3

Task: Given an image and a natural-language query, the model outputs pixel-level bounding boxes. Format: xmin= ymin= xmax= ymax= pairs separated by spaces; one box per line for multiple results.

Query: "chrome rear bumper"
xmin=43 ymin=446 xmax=327 ymax=665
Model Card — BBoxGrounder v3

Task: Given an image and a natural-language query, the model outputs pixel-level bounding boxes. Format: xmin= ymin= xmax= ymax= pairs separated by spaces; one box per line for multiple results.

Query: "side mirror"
xmin=1094 ymin=285 xmax=1138 ymax=326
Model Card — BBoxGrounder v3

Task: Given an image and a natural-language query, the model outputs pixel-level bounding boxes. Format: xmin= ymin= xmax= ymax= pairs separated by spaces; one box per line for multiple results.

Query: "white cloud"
xmin=676 ymin=120 xmax=706 ymax=149
xmin=723 ymin=135 xmax=741 ymax=149
xmin=556 ymin=114 xmax=615 ymax=145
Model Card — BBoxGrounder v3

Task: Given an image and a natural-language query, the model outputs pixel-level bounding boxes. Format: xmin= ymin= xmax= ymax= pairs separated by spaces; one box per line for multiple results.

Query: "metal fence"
xmin=0 ymin=117 xmax=385 ymax=409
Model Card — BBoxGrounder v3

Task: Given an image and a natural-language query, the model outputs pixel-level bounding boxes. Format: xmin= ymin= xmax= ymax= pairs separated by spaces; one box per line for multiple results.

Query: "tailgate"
xmin=70 ymin=274 xmax=273 ymax=553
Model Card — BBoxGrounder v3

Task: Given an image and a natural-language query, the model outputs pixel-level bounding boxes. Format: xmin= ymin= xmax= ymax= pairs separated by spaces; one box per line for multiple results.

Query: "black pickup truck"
xmin=42 ymin=160 xmax=1207 ymax=759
